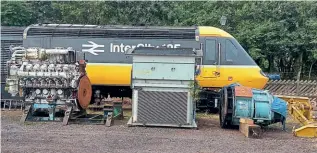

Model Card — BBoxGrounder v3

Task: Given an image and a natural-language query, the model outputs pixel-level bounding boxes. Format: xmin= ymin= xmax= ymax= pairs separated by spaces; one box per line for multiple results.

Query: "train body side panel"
xmin=86 ymin=63 xmax=132 ymax=86
xmin=23 ymin=26 xmax=268 ymax=90
xmin=24 ymin=37 xmax=200 ymax=64
xmin=86 ymin=64 xmax=268 ymax=89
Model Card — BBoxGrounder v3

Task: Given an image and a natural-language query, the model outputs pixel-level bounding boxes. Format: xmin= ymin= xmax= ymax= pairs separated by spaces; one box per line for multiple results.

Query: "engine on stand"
xmin=5 ymin=46 xmax=92 ymax=124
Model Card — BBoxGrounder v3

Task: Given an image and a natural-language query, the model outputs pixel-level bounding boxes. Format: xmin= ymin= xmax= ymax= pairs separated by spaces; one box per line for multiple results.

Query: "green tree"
xmin=1 ymin=1 xmax=34 ymax=26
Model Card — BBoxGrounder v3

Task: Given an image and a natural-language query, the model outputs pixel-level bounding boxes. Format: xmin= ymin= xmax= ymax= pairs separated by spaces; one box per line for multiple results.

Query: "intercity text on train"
xmin=110 ymin=43 xmax=181 ymax=53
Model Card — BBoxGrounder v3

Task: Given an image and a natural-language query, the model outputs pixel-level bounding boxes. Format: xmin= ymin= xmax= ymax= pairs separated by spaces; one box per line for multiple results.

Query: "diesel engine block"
xmin=5 ymin=46 xmax=92 ymax=111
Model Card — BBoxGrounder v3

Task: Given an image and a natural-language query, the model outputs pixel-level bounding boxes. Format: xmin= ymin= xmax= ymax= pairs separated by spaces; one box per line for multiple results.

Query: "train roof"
xmin=24 ymin=24 xmax=233 ymax=39
xmin=1 ymin=26 xmax=26 ymax=36
xmin=26 ymin=24 xmax=197 ymax=30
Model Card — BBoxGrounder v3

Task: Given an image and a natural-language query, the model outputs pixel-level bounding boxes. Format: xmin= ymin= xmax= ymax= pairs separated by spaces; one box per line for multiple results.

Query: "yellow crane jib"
xmin=276 ymin=95 xmax=317 ymax=138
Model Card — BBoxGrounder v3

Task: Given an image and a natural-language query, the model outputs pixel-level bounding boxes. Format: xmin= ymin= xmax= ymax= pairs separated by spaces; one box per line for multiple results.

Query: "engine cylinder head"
xmin=48 ymin=64 xmax=55 ymax=71
xmin=40 ymin=64 xmax=48 ymax=71
xmin=33 ymin=64 xmax=40 ymax=71
xmin=56 ymin=64 xmax=62 ymax=72
xmin=26 ymin=64 xmax=33 ymax=71
xmin=63 ymin=65 xmax=69 ymax=71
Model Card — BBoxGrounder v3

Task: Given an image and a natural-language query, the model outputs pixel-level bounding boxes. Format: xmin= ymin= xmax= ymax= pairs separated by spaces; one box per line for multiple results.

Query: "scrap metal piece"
xmin=63 ymin=106 xmax=73 ymax=125
xmin=20 ymin=105 xmax=31 ymax=123
xmin=277 ymin=95 xmax=317 ymax=138
xmin=105 ymin=112 xmax=113 ymax=127
xmin=293 ymin=123 xmax=317 ymax=138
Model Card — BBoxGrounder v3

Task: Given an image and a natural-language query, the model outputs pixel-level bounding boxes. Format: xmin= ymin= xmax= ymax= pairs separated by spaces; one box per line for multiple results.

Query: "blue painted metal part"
xmin=232 ymin=96 xmax=253 ymax=125
xmin=271 ymin=96 xmax=288 ymax=118
xmin=253 ymin=89 xmax=272 ymax=121
xmin=104 ymin=111 xmax=110 ymax=118
xmin=271 ymin=96 xmax=288 ymax=130
xmin=234 ymin=97 xmax=253 ymax=118
xmin=266 ymin=73 xmax=281 ymax=80
xmin=226 ymin=83 xmax=287 ymax=127
xmin=33 ymin=103 xmax=56 ymax=121
xmin=26 ymin=103 xmax=65 ymax=122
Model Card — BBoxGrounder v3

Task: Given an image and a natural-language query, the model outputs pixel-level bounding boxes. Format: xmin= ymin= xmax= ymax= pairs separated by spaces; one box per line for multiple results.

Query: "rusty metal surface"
xmin=78 ymin=59 xmax=87 ymax=75
xmin=234 ymin=86 xmax=253 ymax=97
xmin=77 ymin=75 xmax=92 ymax=109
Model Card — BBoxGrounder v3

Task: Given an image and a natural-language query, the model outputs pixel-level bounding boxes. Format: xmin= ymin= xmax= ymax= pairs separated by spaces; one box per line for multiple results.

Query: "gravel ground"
xmin=1 ymin=111 xmax=316 ymax=153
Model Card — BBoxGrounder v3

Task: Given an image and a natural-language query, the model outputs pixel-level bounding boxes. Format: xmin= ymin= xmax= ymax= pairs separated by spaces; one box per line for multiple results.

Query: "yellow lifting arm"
xmin=276 ymin=95 xmax=317 ymax=138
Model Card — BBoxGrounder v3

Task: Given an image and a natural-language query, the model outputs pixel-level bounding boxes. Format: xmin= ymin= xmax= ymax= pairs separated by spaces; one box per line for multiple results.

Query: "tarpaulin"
xmin=271 ymin=96 xmax=288 ymax=118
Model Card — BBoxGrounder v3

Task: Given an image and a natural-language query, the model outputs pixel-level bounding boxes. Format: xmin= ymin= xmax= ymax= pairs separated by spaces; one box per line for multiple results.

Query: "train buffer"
xmin=276 ymin=95 xmax=317 ymax=138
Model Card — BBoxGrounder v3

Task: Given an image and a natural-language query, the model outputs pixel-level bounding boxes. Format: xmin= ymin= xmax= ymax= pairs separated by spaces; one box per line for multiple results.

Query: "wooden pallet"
xmin=239 ymin=118 xmax=262 ymax=138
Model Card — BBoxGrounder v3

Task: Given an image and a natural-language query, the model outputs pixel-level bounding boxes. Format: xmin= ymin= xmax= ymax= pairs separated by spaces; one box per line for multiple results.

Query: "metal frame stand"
xmin=65 ymin=103 xmax=119 ymax=126
xmin=20 ymin=103 xmax=67 ymax=123
xmin=19 ymin=100 xmax=123 ymax=126
xmin=1 ymin=99 xmax=24 ymax=111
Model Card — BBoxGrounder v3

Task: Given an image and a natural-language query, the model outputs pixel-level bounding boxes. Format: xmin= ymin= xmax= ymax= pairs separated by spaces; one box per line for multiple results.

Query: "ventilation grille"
xmin=1 ymin=40 xmax=23 ymax=83
xmin=26 ymin=26 xmax=196 ymax=39
xmin=1 ymin=27 xmax=25 ymax=36
xmin=137 ymin=91 xmax=188 ymax=125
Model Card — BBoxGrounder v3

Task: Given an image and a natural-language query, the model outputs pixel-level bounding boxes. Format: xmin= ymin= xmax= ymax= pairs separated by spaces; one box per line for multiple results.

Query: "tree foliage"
xmin=1 ymin=1 xmax=317 ymax=79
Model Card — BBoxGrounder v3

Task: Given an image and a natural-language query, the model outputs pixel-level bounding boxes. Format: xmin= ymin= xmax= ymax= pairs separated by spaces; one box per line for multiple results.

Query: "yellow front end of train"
xmin=197 ymin=65 xmax=268 ymax=89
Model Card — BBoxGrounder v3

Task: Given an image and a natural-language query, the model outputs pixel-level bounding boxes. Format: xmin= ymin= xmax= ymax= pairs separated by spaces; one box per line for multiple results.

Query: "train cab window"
xmin=224 ymin=39 xmax=257 ymax=65
xmin=225 ymin=40 xmax=238 ymax=64
xmin=204 ymin=39 xmax=217 ymax=64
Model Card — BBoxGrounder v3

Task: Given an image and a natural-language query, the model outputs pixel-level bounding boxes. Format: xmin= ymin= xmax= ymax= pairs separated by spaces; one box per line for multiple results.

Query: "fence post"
xmin=9 ymin=100 xmax=12 ymax=110
xmin=296 ymin=80 xmax=299 ymax=96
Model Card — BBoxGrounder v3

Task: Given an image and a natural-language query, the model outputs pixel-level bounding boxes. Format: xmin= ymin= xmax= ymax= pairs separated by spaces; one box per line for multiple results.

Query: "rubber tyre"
xmin=219 ymin=88 xmax=228 ymax=128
